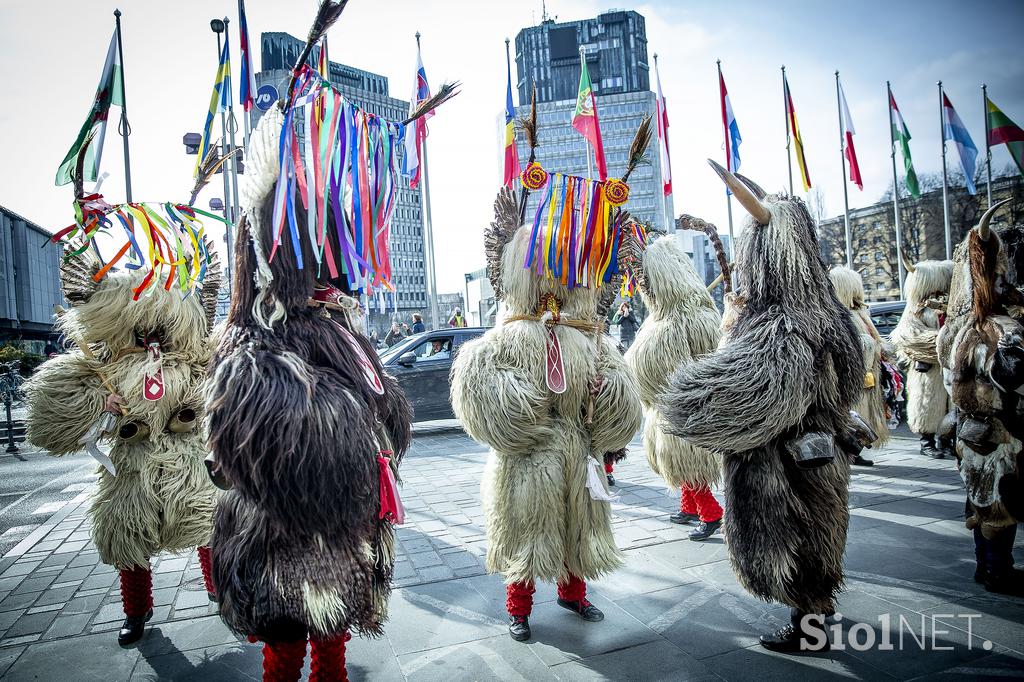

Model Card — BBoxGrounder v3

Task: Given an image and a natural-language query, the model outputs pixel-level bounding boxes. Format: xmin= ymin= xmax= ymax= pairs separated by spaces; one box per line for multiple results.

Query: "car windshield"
xmin=378 ymin=338 xmax=413 ymax=361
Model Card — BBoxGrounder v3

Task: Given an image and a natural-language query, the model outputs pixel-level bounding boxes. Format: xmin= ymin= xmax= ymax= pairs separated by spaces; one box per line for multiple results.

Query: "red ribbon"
xmin=377 ymin=451 xmax=404 ymax=524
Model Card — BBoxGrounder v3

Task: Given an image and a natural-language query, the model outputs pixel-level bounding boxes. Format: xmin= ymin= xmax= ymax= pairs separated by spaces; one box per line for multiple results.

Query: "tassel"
xmin=377 ymin=452 xmax=404 ymax=524
xmin=586 ymin=456 xmax=619 ymax=502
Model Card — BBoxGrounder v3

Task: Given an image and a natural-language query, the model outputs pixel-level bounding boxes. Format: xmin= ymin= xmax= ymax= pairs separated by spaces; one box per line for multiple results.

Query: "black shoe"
xmin=688 ymin=518 xmax=722 ymax=541
xmin=984 ymin=570 xmax=1024 ymax=597
xmin=851 ymin=454 xmax=874 ymax=467
xmin=670 ymin=511 xmax=700 ymax=525
xmin=920 ymin=435 xmax=942 ymax=459
xmin=118 ymin=608 xmax=153 ymax=646
xmin=208 ymin=591 xmax=217 ymax=602
xmin=556 ymin=598 xmax=604 ymax=622
xmin=759 ymin=624 xmax=830 ymax=653
xmin=606 ymin=474 xmax=615 ymax=486
xmin=509 ymin=615 xmax=531 ymax=641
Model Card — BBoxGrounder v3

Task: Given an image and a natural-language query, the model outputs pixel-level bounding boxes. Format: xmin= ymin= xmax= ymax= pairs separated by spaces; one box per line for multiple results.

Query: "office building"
xmin=0 ymin=205 xmax=63 ymax=352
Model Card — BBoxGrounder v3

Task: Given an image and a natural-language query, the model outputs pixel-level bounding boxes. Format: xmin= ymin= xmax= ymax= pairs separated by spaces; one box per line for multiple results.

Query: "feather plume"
xmin=485 ymin=187 xmax=521 ymax=302
xmin=402 ymin=81 xmax=461 ymax=125
xmin=188 ymin=141 xmax=230 ymax=207
xmin=517 ymin=85 xmax=539 ymax=161
xmin=59 ymin=240 xmax=102 ymax=306
xmin=201 ymin=238 xmax=223 ymax=329
xmin=621 ymin=115 xmax=652 ymax=183
xmin=71 ymin=129 xmax=98 ymax=200
xmin=285 ymin=0 xmax=351 ymax=102
xmin=677 ymin=214 xmax=731 ymax=292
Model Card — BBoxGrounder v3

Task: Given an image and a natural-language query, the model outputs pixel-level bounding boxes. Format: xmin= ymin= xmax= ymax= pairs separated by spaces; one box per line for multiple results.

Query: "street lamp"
xmin=210 ymin=18 xmax=225 ymax=34
xmin=209 ymin=198 xmax=224 ymax=211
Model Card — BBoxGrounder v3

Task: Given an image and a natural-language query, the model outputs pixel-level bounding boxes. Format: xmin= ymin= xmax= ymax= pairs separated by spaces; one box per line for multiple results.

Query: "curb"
xmin=2 ymin=490 xmax=90 ymax=561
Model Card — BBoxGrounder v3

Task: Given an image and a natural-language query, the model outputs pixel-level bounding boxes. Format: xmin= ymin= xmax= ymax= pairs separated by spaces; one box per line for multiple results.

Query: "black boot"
xmin=688 ymin=518 xmax=722 ymax=541
xmin=670 ymin=511 xmax=700 ymax=525
xmin=851 ymin=454 xmax=874 ymax=466
xmin=606 ymin=474 xmax=615 ymax=486
xmin=508 ymin=615 xmax=531 ymax=641
xmin=936 ymin=437 xmax=955 ymax=460
xmin=118 ymin=608 xmax=153 ymax=646
xmin=920 ymin=434 xmax=941 ymax=459
xmin=759 ymin=609 xmax=830 ymax=653
xmin=556 ymin=597 xmax=604 ymax=622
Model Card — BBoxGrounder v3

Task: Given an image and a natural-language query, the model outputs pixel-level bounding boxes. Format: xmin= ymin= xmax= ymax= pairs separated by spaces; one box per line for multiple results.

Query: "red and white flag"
xmin=654 ymin=59 xmax=672 ymax=197
xmin=838 ymin=80 xmax=863 ymax=190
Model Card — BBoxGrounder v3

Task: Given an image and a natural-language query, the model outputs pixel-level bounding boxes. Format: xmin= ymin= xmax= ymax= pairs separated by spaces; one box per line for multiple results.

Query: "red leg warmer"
xmin=680 ymin=486 xmax=697 ymax=514
xmin=310 ymin=632 xmax=351 ymax=682
xmin=119 ymin=565 xmax=153 ymax=617
xmin=556 ymin=574 xmax=587 ymax=603
xmin=505 ymin=581 xmax=536 ymax=617
xmin=692 ymin=485 xmax=723 ymax=523
xmin=604 ymin=459 xmax=614 ymax=474
xmin=262 ymin=639 xmax=307 ymax=682
xmin=197 ymin=545 xmax=215 ymax=596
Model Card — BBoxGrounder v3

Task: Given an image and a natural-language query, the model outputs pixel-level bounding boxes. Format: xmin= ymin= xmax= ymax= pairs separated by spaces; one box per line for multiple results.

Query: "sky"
xmin=1 ymin=0 xmax=1022 ymax=296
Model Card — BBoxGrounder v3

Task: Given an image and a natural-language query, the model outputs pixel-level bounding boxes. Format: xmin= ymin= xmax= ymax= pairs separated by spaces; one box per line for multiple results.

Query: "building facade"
xmin=513 ymin=12 xmax=672 ymax=231
xmin=255 ymin=32 xmax=428 ymax=335
xmin=0 ymin=206 xmax=63 ymax=351
xmin=464 ymin=268 xmax=496 ymax=328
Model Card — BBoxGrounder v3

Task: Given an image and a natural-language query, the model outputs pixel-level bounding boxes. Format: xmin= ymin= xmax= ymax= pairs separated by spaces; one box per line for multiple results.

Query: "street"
xmin=0 ymin=423 xmax=1020 ymax=680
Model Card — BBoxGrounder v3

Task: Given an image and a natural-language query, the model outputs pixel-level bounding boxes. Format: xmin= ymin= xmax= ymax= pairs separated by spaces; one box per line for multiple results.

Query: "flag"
xmin=55 ymin=29 xmax=125 ymax=186
xmin=942 ymin=93 xmax=978 ymax=194
xmin=572 ymin=54 xmax=607 ymax=181
xmin=987 ymin=96 xmax=1024 ymax=177
xmin=403 ymin=44 xmax=431 ymax=189
xmin=194 ymin=39 xmax=231 ymax=178
xmin=718 ymin=68 xmax=741 ymax=174
xmin=654 ymin=59 xmax=672 ymax=196
xmin=838 ymin=81 xmax=863 ymax=190
xmin=238 ymin=0 xmax=256 ymax=112
xmin=889 ymin=91 xmax=920 ymax=197
xmin=784 ymin=74 xmax=811 ymax=191
xmin=502 ymin=44 xmax=520 ymax=188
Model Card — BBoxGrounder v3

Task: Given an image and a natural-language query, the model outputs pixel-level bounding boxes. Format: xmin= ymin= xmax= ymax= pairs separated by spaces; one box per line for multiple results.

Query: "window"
xmin=411 ymin=336 xmax=453 ymax=362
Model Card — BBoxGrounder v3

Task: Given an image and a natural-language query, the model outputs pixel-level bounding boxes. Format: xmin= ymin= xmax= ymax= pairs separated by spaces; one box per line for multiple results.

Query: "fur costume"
xmin=829 ymin=267 xmax=891 ymax=449
xmin=622 ymin=229 xmax=721 ymax=489
xmin=451 ymin=188 xmax=642 ymax=587
xmin=206 ymin=102 xmax=412 ymax=647
xmin=23 ymin=240 xmax=221 ymax=638
xmin=660 ymin=167 xmax=863 ymax=616
xmin=890 ymin=259 xmax=953 ymax=436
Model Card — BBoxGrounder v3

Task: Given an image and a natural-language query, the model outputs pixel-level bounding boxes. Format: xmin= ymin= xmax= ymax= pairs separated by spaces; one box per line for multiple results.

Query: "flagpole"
xmin=718 ymin=60 xmax=733 ymax=242
xmin=581 ymin=46 xmax=592 ymax=180
xmin=214 ymin=23 xmax=235 ymax=287
xmin=655 ymin=52 xmax=670 ymax=228
xmin=887 ymin=81 xmax=905 ymax=298
xmin=113 ymin=9 xmax=133 ymax=202
xmin=836 ymin=71 xmax=852 ymax=268
xmin=223 ymin=16 xmax=240 ymax=263
xmin=939 ymin=81 xmax=951 ymax=259
xmin=983 ymin=83 xmax=992 ymax=207
xmin=782 ymin=65 xmax=793 ymax=196
xmin=416 ymin=32 xmax=440 ymax=331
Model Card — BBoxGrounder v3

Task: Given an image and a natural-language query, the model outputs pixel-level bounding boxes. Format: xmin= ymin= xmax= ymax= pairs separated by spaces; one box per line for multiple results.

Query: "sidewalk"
xmin=0 ymin=426 xmax=1021 ymax=681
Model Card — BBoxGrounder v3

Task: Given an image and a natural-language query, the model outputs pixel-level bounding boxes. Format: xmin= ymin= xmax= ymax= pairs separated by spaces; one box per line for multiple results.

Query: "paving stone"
xmin=130 ymin=640 xmax=262 ymax=681
xmin=4 ymin=631 xmax=140 ymax=679
xmin=398 ymin=633 xmax=556 ymax=681
xmin=0 ymin=644 xmax=25 ymax=677
xmin=0 ymin=591 xmax=40 ymax=613
xmin=0 ymin=607 xmax=24 ymax=632
xmin=409 ymin=551 xmax=444 ymax=569
xmin=79 ymin=573 xmax=117 ymax=591
xmin=32 ymin=584 xmax=78 ymax=608
xmin=549 ymin=638 xmax=718 ymax=681
xmin=67 ymin=552 xmax=100 ymax=569
xmin=0 ymin=561 xmax=42 ymax=579
xmin=5 ymin=610 xmax=59 ymax=638
xmin=41 ymin=613 xmax=92 ymax=640
xmin=387 ymin=578 xmax=507 ymax=656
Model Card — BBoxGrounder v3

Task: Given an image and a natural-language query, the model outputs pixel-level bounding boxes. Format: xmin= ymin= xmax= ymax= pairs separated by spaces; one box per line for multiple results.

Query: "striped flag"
xmin=889 ymin=90 xmax=920 ymax=197
xmin=572 ymin=53 xmax=607 ymax=181
xmin=718 ymin=68 xmax=741 ymax=173
xmin=403 ymin=44 xmax=431 ymax=189
xmin=55 ymin=29 xmax=125 ymax=186
xmin=502 ymin=43 xmax=520 ymax=188
xmin=238 ymin=0 xmax=256 ymax=112
xmin=942 ymin=93 xmax=978 ymax=194
xmin=654 ymin=58 xmax=672 ymax=196
xmin=783 ymin=73 xmax=811 ymax=191
xmin=986 ymin=95 xmax=1024 ymax=177
xmin=194 ymin=39 xmax=231 ymax=178
xmin=838 ymin=81 xmax=863 ymax=190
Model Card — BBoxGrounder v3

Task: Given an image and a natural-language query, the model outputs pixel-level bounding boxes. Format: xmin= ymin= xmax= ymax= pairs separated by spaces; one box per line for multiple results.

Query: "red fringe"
xmin=197 ymin=545 xmax=215 ymax=596
xmin=310 ymin=632 xmax=350 ymax=682
xmin=119 ymin=565 xmax=153 ymax=617
xmin=262 ymin=640 xmax=307 ymax=682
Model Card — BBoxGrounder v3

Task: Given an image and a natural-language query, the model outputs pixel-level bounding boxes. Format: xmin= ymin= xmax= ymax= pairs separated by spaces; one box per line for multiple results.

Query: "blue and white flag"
xmin=942 ymin=93 xmax=978 ymax=195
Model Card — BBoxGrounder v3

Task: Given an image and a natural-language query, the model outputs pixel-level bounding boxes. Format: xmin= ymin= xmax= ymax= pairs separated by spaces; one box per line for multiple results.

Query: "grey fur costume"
xmin=661 ymin=195 xmax=863 ymax=614
xmin=890 ymin=260 xmax=953 ymax=435
xmin=24 ymin=251 xmax=220 ymax=570
xmin=450 ymin=188 xmax=642 ymax=586
xmin=829 ymin=267 xmax=891 ymax=449
xmin=623 ymin=231 xmax=721 ymax=489
xmin=206 ymin=105 xmax=412 ymax=641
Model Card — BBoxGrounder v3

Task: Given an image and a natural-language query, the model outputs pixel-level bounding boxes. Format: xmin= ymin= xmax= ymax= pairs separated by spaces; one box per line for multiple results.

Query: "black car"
xmin=868 ymin=300 xmax=906 ymax=337
xmin=378 ymin=327 xmax=486 ymax=422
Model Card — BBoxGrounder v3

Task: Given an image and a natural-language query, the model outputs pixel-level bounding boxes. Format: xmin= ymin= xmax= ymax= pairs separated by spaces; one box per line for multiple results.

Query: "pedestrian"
xmin=369 ymin=329 xmax=380 ymax=348
xmin=448 ymin=307 xmax=467 ymax=327
xmin=612 ymin=302 xmax=638 ymax=350
xmin=385 ymin=322 xmax=404 ymax=347
xmin=411 ymin=312 xmax=426 ymax=334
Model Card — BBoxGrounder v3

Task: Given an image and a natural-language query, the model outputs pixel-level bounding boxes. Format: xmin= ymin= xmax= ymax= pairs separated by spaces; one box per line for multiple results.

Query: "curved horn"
xmin=977 ymin=198 xmax=1010 ymax=241
xmin=901 ymin=251 xmax=916 ymax=273
xmin=734 ymin=172 xmax=767 ymax=201
xmin=707 ymin=159 xmax=771 ymax=225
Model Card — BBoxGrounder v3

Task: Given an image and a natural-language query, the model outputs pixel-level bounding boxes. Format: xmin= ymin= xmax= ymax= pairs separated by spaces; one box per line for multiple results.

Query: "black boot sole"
xmin=118 ymin=609 xmax=154 ymax=646
xmin=556 ymin=599 xmax=604 ymax=622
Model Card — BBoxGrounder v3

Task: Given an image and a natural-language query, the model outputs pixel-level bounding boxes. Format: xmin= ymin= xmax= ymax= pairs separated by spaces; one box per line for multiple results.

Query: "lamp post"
xmin=210 ymin=18 xmax=237 ymax=278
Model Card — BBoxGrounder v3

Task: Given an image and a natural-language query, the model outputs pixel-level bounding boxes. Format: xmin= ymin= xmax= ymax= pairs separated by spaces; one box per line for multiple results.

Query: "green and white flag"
xmin=889 ymin=91 xmax=919 ymax=198
xmin=55 ymin=29 xmax=124 ymax=186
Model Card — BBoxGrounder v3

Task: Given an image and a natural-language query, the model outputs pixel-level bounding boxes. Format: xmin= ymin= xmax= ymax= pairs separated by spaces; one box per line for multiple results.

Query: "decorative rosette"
xmin=603 ymin=178 xmax=630 ymax=206
xmin=521 ymin=162 xmax=549 ymax=191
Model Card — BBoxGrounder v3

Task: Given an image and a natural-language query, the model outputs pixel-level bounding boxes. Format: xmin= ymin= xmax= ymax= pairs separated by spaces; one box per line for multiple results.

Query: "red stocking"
xmin=197 ymin=545 xmax=215 ymax=596
xmin=262 ymin=639 xmax=307 ymax=682
xmin=310 ymin=632 xmax=351 ymax=682
xmin=680 ymin=487 xmax=697 ymax=514
xmin=692 ymin=485 xmax=723 ymax=522
xmin=119 ymin=564 xmax=154 ymax=617
xmin=505 ymin=581 xmax=536 ymax=617
xmin=556 ymin=574 xmax=587 ymax=603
